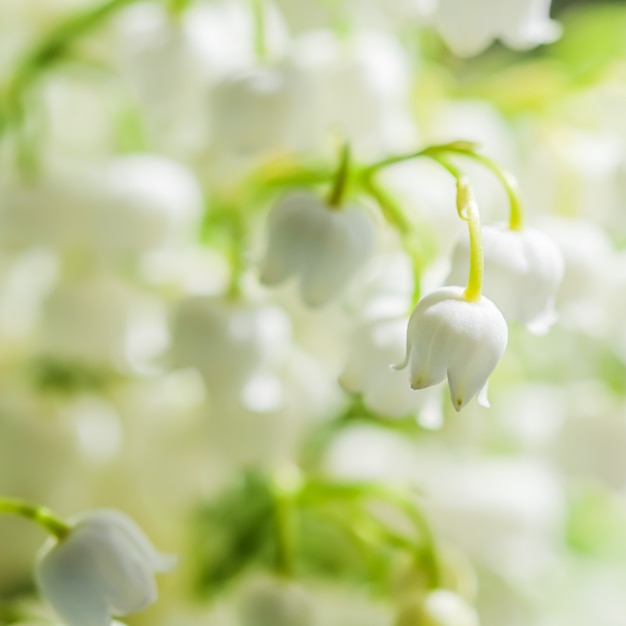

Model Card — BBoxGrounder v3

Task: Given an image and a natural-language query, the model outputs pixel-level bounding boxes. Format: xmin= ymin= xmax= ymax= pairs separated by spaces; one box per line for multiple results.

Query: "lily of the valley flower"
xmin=36 ymin=510 xmax=176 ymax=626
xmin=395 ymin=286 xmax=508 ymax=411
xmin=432 ymin=0 xmax=561 ymax=57
xmin=446 ymin=225 xmax=564 ymax=335
xmin=260 ymin=191 xmax=376 ymax=307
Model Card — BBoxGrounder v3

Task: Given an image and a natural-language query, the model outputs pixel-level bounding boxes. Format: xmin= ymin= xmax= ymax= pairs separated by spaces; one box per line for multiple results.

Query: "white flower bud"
xmin=260 ymin=191 xmax=376 ymax=307
xmin=446 ymin=225 xmax=564 ymax=335
xmin=36 ymin=510 xmax=176 ymax=626
xmin=396 ymin=287 xmax=508 ymax=411
xmin=396 ymin=590 xmax=479 ymax=626
xmin=432 ymin=0 xmax=560 ymax=57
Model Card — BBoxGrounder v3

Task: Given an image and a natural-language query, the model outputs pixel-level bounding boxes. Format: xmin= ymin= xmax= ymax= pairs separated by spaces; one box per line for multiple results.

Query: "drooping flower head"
xmin=36 ymin=510 xmax=176 ymax=626
xmin=259 ymin=191 xmax=376 ymax=307
xmin=396 ymin=286 xmax=508 ymax=411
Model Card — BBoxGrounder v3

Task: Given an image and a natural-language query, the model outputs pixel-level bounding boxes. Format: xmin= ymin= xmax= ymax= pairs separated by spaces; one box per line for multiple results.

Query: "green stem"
xmin=300 ymin=481 xmax=441 ymax=588
xmin=412 ymin=153 xmax=484 ymax=302
xmin=271 ymin=470 xmax=301 ymax=578
xmin=168 ymin=0 xmax=191 ymax=17
xmin=1 ymin=0 xmax=142 ymax=141
xmin=365 ymin=141 xmax=524 ymax=231
xmin=358 ymin=174 xmax=423 ymax=307
xmin=363 ymin=141 xmax=476 ymax=177
xmin=326 ymin=143 xmax=352 ymax=209
xmin=359 ymin=174 xmax=410 ymax=235
xmin=250 ymin=0 xmax=267 ymax=63
xmin=443 ymin=147 xmax=524 ymax=231
xmin=459 ymin=182 xmax=484 ymax=302
xmin=0 ymin=498 xmax=70 ymax=540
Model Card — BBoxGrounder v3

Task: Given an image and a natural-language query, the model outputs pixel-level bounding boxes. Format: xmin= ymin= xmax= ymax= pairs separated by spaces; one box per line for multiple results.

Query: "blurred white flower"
xmin=421 ymin=458 xmax=565 ymax=577
xmin=292 ymin=30 xmax=415 ymax=151
xmin=396 ymin=590 xmax=479 ymax=626
xmin=38 ymin=272 xmax=141 ymax=367
xmin=238 ymin=575 xmax=314 ymax=626
xmin=167 ymin=296 xmax=291 ymax=403
xmin=340 ymin=318 xmax=443 ymax=426
xmin=260 ymin=191 xmax=376 ymax=307
xmin=447 ymin=225 xmax=564 ymax=334
xmin=432 ymin=0 xmax=561 ymax=57
xmin=0 ymin=156 xmax=202 ymax=263
xmin=395 ymin=286 xmax=508 ymax=411
xmin=114 ymin=3 xmax=210 ymax=155
xmin=94 ymin=154 xmax=203 ymax=259
xmin=36 ymin=510 xmax=176 ymax=626
xmin=209 ymin=64 xmax=313 ymax=158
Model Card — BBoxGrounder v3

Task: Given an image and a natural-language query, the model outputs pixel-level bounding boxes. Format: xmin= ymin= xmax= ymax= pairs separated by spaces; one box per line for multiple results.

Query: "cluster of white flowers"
xmin=3 ymin=1 xmax=626 ymax=626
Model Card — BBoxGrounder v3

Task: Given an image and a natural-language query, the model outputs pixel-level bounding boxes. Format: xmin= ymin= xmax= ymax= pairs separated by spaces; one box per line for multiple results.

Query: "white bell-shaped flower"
xmin=260 ymin=191 xmax=376 ymax=307
xmin=36 ymin=510 xmax=176 ymax=626
xmin=167 ymin=296 xmax=291 ymax=404
xmin=432 ymin=0 xmax=560 ymax=57
xmin=396 ymin=286 xmax=508 ymax=411
xmin=340 ymin=318 xmax=443 ymax=427
xmin=209 ymin=65 xmax=313 ymax=158
xmin=446 ymin=225 xmax=564 ymax=335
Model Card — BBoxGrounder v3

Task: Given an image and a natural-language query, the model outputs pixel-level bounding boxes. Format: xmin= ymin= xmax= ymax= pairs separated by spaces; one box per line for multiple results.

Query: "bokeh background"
xmin=1 ymin=1 xmax=626 ymax=625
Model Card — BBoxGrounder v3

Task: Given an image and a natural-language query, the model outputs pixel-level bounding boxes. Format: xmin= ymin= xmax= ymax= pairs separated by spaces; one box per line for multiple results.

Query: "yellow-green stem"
xmin=300 ymin=481 xmax=441 ymax=588
xmin=462 ymin=192 xmax=484 ymax=302
xmin=250 ymin=0 xmax=267 ymax=63
xmin=444 ymin=147 xmax=524 ymax=231
xmin=364 ymin=141 xmax=524 ymax=231
xmin=326 ymin=143 xmax=351 ymax=209
xmin=0 ymin=498 xmax=70 ymax=540
xmin=0 ymin=0 xmax=143 ymax=144
xmin=421 ymin=155 xmax=484 ymax=302
xmin=271 ymin=469 xmax=301 ymax=578
xmin=359 ymin=174 xmax=423 ymax=306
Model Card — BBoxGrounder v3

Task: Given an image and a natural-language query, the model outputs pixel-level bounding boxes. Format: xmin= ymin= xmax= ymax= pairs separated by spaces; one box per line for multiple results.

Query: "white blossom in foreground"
xmin=396 ymin=590 xmax=479 ymax=626
xmin=260 ymin=191 xmax=376 ymax=307
xmin=432 ymin=0 xmax=561 ymax=57
xmin=395 ymin=286 xmax=508 ymax=411
xmin=446 ymin=225 xmax=564 ymax=335
xmin=36 ymin=510 xmax=176 ymax=626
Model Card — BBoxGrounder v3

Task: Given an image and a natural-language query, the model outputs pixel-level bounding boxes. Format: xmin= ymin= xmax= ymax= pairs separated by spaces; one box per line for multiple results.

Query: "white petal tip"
xmin=477 ymin=384 xmax=490 ymax=408
xmin=391 ymin=356 xmax=408 ymax=372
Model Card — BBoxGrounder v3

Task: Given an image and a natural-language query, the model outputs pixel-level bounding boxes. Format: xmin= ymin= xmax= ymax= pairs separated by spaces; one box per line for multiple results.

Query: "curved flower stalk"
xmin=446 ymin=225 xmax=564 ymax=335
xmin=396 ymin=178 xmax=508 ymax=411
xmin=259 ymin=190 xmax=377 ymax=307
xmin=36 ymin=509 xmax=176 ymax=626
xmin=432 ymin=0 xmax=561 ymax=57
